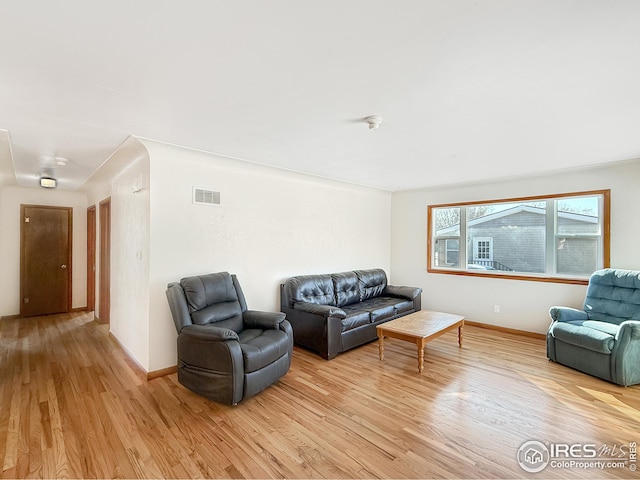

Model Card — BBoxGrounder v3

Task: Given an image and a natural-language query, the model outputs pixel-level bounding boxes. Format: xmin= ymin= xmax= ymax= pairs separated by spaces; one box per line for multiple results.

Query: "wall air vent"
xmin=193 ymin=187 xmax=221 ymax=206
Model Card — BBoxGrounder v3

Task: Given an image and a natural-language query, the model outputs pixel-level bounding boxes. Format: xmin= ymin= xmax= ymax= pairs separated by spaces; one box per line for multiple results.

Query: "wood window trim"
xmin=426 ymin=189 xmax=610 ymax=286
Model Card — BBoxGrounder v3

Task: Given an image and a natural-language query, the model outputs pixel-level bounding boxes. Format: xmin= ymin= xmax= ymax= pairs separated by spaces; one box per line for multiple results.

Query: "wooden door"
xmin=98 ymin=198 xmax=111 ymax=324
xmin=87 ymin=205 xmax=96 ymax=312
xmin=20 ymin=205 xmax=72 ymax=317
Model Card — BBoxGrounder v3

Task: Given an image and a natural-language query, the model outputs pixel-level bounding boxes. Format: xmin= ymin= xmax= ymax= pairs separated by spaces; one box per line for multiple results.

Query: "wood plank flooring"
xmin=1 ymin=312 xmax=639 ymax=478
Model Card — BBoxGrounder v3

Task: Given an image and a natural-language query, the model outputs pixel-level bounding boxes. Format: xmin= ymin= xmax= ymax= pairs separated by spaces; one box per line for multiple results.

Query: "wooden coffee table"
xmin=376 ymin=310 xmax=465 ymax=373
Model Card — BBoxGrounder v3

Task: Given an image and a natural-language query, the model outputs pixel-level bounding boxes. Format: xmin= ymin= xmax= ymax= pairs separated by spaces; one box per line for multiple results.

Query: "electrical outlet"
xmin=493 ymin=305 xmax=500 ymax=313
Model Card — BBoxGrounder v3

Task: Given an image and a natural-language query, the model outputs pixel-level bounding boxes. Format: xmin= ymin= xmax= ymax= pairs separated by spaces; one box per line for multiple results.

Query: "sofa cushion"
xmin=239 ymin=328 xmax=290 ymax=373
xmin=358 ymin=297 xmax=400 ymax=323
xmin=285 ymin=274 xmax=335 ymax=306
xmin=579 ymin=320 xmax=621 ymax=337
xmin=339 ymin=308 xmax=371 ymax=332
xmin=550 ymin=321 xmax=616 ymax=354
xmin=393 ymin=299 xmax=414 ymax=314
xmin=333 ymin=272 xmax=360 ymax=307
xmin=371 ymin=305 xmax=395 ymax=323
xmin=355 ymin=269 xmax=387 ymax=301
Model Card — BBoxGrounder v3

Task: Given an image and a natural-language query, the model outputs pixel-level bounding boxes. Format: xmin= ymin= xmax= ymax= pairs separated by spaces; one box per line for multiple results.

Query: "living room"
xmin=1 ymin=1 xmax=640 ymax=478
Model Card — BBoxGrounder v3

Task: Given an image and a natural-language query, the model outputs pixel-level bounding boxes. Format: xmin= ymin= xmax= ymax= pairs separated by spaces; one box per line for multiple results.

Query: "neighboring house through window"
xmin=445 ymin=239 xmax=459 ymax=266
xmin=427 ymin=190 xmax=610 ymax=284
xmin=472 ymin=237 xmax=493 ymax=265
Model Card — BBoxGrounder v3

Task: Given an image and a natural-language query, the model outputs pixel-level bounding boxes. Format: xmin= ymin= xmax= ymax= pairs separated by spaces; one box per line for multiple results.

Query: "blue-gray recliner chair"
xmin=547 ymin=268 xmax=640 ymax=386
xmin=166 ymin=272 xmax=293 ymax=405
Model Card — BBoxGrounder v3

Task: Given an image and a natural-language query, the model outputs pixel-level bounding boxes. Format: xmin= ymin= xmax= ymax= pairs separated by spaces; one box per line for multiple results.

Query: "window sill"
xmin=427 ymin=267 xmax=589 ymax=285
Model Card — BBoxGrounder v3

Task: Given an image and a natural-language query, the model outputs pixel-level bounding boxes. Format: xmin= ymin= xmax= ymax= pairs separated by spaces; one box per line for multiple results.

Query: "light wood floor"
xmin=1 ymin=312 xmax=639 ymax=479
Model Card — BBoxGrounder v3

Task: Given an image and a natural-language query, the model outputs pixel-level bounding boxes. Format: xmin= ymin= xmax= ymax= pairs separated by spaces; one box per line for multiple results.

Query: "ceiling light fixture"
xmin=40 ymin=176 xmax=57 ymax=188
xmin=364 ymin=115 xmax=383 ymax=130
xmin=54 ymin=156 xmax=68 ymax=166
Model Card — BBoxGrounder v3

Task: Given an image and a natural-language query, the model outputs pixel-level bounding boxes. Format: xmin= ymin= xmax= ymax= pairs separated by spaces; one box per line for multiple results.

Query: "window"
xmin=445 ymin=239 xmax=459 ymax=266
xmin=473 ymin=237 xmax=493 ymax=262
xmin=428 ymin=190 xmax=610 ymax=284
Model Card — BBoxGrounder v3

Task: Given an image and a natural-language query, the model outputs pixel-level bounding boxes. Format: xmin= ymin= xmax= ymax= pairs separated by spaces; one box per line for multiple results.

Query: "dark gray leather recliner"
xmin=166 ymin=271 xmax=293 ymax=405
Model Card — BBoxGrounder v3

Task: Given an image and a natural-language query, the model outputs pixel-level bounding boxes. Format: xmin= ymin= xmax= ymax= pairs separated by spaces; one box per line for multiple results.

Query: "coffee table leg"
xmin=378 ymin=334 xmax=385 ymax=361
xmin=458 ymin=322 xmax=464 ymax=347
xmin=417 ymin=340 xmax=425 ymax=373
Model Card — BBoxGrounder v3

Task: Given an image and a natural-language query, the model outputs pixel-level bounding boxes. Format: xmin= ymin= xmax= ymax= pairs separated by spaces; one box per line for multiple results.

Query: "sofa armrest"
xmin=549 ymin=306 xmax=588 ymax=323
xmin=243 ymin=310 xmax=286 ymax=330
xmin=293 ymin=302 xmax=346 ymax=319
xmin=384 ymin=285 xmax=423 ymax=300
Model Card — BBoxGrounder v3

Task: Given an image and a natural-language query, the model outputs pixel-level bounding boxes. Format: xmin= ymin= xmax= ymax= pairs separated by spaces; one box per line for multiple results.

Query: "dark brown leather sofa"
xmin=281 ymin=269 xmax=422 ymax=359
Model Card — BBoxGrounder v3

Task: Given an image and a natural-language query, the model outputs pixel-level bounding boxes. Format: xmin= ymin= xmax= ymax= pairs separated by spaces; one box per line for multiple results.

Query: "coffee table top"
xmin=376 ymin=310 xmax=464 ymax=338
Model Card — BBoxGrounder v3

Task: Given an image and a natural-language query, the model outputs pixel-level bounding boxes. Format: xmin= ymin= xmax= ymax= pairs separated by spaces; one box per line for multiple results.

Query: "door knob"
xmin=61 ymin=264 xmax=67 ymax=269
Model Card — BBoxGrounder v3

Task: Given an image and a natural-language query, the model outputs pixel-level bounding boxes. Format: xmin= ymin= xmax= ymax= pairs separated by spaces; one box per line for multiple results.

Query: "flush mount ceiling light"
xmin=40 ymin=176 xmax=57 ymax=188
xmin=364 ymin=115 xmax=383 ymax=130
xmin=53 ymin=156 xmax=68 ymax=166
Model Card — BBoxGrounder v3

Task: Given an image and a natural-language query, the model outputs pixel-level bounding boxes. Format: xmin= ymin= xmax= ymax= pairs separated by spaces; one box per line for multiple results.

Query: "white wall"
xmin=84 ymin=137 xmax=151 ymax=369
xmin=143 ymin=140 xmax=392 ymax=371
xmin=109 ymin=157 xmax=150 ymax=369
xmin=391 ymin=159 xmax=640 ymax=334
xmin=0 ymin=186 xmax=87 ymax=315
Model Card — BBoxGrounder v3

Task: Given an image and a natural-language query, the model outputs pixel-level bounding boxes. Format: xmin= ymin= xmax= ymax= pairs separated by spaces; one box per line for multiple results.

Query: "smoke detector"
xmin=364 ymin=115 xmax=383 ymax=130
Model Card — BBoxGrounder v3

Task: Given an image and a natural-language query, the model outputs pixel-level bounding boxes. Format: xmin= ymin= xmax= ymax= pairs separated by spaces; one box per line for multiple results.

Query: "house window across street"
xmin=445 ymin=239 xmax=459 ymax=266
xmin=427 ymin=190 xmax=610 ymax=285
xmin=473 ymin=237 xmax=493 ymax=263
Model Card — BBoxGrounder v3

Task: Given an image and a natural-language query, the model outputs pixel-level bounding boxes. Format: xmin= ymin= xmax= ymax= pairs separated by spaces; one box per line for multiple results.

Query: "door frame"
xmin=98 ymin=198 xmax=111 ymax=324
xmin=87 ymin=205 xmax=96 ymax=312
xmin=19 ymin=204 xmax=73 ymax=317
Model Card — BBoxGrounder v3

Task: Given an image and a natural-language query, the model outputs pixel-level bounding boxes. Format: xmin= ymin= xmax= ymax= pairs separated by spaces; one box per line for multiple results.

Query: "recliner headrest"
xmin=584 ymin=268 xmax=640 ymax=324
xmin=181 ymin=272 xmax=238 ymax=312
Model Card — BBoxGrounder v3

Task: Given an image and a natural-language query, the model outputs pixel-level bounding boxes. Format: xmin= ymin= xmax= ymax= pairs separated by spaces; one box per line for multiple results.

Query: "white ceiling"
xmin=1 ymin=0 xmax=639 ymax=192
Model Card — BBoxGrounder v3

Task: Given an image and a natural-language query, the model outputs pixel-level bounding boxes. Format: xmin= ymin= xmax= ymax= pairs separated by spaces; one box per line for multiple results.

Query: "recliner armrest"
xmin=243 ymin=310 xmax=286 ymax=330
xmin=549 ymin=306 xmax=588 ymax=323
xmin=617 ymin=320 xmax=640 ymax=340
xmin=293 ymin=302 xmax=346 ymax=319
xmin=611 ymin=320 xmax=640 ymax=386
xmin=384 ymin=285 xmax=423 ymax=300
xmin=180 ymin=324 xmax=240 ymax=341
